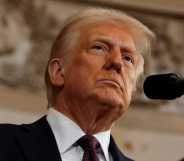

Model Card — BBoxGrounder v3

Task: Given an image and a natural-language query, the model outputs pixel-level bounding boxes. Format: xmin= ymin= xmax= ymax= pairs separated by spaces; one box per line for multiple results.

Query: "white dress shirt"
xmin=47 ymin=108 xmax=113 ymax=161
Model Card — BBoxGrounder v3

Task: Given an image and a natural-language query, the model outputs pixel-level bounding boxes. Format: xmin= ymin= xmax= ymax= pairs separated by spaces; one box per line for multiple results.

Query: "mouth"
xmin=97 ymin=79 xmax=123 ymax=92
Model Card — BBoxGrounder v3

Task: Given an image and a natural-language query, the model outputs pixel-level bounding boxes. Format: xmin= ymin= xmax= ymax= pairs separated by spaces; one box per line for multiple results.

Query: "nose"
xmin=103 ymin=50 xmax=122 ymax=73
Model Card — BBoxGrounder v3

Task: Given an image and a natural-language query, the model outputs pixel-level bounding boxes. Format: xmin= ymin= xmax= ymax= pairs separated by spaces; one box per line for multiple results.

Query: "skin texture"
xmin=48 ymin=20 xmax=143 ymax=134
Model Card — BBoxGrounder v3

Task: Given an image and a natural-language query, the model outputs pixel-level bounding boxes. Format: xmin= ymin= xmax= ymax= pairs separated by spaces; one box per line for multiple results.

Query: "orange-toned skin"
xmin=48 ymin=20 xmax=142 ymax=134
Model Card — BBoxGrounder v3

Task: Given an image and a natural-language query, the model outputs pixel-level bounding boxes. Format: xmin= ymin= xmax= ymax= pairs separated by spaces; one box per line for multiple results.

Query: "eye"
xmin=92 ymin=45 xmax=103 ymax=50
xmin=122 ymin=54 xmax=134 ymax=64
xmin=89 ymin=42 xmax=108 ymax=54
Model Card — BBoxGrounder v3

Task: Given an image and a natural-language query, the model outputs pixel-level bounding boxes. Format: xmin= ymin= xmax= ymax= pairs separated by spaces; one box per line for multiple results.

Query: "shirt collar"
xmin=94 ymin=130 xmax=111 ymax=161
xmin=47 ymin=108 xmax=111 ymax=161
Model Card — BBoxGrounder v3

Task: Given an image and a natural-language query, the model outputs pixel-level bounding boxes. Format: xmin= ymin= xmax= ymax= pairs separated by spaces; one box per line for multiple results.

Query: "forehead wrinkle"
xmin=78 ymin=19 xmax=138 ymax=50
xmin=90 ymin=35 xmax=136 ymax=53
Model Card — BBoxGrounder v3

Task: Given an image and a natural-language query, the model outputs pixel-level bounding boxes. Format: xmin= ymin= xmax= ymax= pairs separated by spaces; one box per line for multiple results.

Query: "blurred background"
xmin=0 ymin=0 xmax=184 ymax=161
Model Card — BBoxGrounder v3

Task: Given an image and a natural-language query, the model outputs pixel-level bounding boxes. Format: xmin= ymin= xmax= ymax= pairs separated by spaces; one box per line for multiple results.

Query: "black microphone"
xmin=143 ymin=73 xmax=184 ymax=100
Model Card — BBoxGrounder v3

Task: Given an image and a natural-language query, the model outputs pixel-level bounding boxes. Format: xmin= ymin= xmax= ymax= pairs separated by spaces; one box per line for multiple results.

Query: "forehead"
xmin=78 ymin=20 xmax=136 ymax=50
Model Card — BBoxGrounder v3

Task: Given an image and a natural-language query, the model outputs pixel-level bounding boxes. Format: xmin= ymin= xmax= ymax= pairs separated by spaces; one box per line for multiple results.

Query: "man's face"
xmin=62 ymin=20 xmax=142 ymax=114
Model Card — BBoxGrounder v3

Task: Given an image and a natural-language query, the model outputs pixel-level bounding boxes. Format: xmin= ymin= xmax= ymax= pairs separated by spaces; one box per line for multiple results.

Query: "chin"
xmin=96 ymin=93 xmax=127 ymax=122
xmin=91 ymin=88 xmax=126 ymax=110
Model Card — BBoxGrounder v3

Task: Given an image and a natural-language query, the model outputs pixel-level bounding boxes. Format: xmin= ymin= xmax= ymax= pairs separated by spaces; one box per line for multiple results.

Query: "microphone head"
xmin=143 ymin=73 xmax=182 ymax=100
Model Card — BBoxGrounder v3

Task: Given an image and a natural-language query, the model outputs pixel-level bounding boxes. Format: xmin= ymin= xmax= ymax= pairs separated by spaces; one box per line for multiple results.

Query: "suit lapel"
xmin=14 ymin=116 xmax=133 ymax=161
xmin=109 ymin=135 xmax=134 ymax=161
xmin=15 ymin=116 xmax=61 ymax=161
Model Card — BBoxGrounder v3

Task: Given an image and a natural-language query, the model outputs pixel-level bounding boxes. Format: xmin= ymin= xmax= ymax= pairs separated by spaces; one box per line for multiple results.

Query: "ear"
xmin=48 ymin=58 xmax=64 ymax=87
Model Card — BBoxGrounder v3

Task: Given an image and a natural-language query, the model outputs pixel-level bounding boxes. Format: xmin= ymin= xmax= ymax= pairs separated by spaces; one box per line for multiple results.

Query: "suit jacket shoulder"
xmin=110 ymin=135 xmax=134 ymax=161
xmin=0 ymin=123 xmax=24 ymax=161
xmin=0 ymin=123 xmax=17 ymax=140
xmin=0 ymin=117 xmax=134 ymax=161
xmin=0 ymin=117 xmax=61 ymax=161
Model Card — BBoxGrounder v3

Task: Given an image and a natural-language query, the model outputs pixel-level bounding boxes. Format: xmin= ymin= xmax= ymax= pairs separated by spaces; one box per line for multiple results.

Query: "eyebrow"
xmin=91 ymin=36 xmax=135 ymax=53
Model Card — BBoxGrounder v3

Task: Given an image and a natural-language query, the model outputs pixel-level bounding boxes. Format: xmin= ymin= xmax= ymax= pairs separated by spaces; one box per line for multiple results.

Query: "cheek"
xmin=64 ymin=52 xmax=105 ymax=94
xmin=124 ymin=69 xmax=137 ymax=97
xmin=64 ymin=64 xmax=94 ymax=95
xmin=74 ymin=55 xmax=103 ymax=81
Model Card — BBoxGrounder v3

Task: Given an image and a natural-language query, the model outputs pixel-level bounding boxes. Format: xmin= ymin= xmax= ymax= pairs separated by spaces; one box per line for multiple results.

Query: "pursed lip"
xmin=97 ymin=78 xmax=123 ymax=92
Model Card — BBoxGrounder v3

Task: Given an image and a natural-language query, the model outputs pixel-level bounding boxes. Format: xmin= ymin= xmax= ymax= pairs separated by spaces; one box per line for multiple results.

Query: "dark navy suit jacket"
xmin=0 ymin=116 xmax=134 ymax=161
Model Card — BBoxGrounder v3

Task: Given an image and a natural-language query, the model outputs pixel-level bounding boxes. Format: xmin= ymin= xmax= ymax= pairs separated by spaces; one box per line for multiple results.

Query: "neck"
xmin=54 ymin=94 xmax=120 ymax=134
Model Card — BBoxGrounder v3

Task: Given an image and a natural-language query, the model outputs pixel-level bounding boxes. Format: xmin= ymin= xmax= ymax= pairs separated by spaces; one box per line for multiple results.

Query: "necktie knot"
xmin=77 ymin=135 xmax=100 ymax=152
